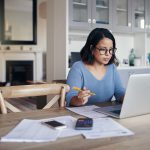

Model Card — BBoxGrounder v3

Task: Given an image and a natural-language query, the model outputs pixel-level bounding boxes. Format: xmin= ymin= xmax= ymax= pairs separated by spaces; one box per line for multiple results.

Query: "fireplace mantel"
xmin=0 ymin=51 xmax=43 ymax=82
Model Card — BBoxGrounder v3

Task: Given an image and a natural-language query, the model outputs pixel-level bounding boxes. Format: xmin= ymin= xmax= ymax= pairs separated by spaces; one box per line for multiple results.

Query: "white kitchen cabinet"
xmin=112 ymin=0 xmax=132 ymax=33
xmin=113 ymin=0 xmax=148 ymax=33
xmin=146 ymin=0 xmax=150 ymax=33
xmin=132 ymin=0 xmax=147 ymax=32
xmin=69 ymin=0 xmax=113 ymax=30
xmin=69 ymin=0 xmax=91 ymax=30
xmin=69 ymin=0 xmax=150 ymax=33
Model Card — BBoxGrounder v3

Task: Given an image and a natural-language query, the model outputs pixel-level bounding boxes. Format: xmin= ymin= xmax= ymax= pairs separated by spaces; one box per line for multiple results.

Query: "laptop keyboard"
xmin=94 ymin=104 xmax=122 ymax=115
xmin=110 ymin=109 xmax=121 ymax=115
xmin=98 ymin=104 xmax=122 ymax=111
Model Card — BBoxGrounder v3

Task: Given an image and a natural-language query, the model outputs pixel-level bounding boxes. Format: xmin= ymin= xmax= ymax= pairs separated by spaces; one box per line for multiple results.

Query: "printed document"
xmin=82 ymin=118 xmax=134 ymax=139
xmin=67 ymin=105 xmax=107 ymax=118
xmin=0 ymin=116 xmax=78 ymax=142
xmin=0 ymin=119 xmax=59 ymax=142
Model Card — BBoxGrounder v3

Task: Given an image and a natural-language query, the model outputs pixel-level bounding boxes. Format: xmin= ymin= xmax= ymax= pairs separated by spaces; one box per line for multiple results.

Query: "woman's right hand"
xmin=70 ymin=87 xmax=92 ymax=106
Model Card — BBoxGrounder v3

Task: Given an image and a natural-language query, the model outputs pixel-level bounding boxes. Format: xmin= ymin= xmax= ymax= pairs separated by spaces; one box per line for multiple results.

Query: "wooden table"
xmin=0 ymin=108 xmax=150 ymax=150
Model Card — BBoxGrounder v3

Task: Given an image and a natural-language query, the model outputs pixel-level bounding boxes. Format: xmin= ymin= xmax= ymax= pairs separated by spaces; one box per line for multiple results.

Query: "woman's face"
xmin=93 ymin=37 xmax=113 ymax=65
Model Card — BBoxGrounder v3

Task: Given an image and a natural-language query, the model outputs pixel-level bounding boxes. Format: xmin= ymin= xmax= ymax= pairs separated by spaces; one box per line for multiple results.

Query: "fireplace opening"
xmin=6 ymin=61 xmax=33 ymax=85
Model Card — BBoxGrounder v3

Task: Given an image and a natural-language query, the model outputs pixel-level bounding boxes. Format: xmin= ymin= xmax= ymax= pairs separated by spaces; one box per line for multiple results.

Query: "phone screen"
xmin=75 ymin=118 xmax=93 ymax=130
xmin=43 ymin=120 xmax=67 ymax=129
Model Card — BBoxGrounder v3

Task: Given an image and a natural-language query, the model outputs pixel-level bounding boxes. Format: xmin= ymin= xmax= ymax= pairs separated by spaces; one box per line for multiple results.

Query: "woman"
xmin=66 ymin=28 xmax=125 ymax=107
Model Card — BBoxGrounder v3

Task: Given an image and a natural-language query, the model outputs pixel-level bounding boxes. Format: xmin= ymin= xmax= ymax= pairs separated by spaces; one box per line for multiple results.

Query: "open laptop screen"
xmin=94 ymin=74 xmax=150 ymax=119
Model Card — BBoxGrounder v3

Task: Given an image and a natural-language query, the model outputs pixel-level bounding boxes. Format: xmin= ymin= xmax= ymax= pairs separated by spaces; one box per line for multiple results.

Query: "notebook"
xmin=94 ymin=74 xmax=150 ymax=119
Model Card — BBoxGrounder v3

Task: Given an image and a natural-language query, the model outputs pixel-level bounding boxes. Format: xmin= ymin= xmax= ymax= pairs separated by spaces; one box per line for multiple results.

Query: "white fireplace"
xmin=0 ymin=50 xmax=43 ymax=83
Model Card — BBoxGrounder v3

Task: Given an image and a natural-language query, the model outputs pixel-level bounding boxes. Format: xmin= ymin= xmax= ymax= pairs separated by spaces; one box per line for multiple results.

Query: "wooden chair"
xmin=0 ymin=83 xmax=70 ymax=114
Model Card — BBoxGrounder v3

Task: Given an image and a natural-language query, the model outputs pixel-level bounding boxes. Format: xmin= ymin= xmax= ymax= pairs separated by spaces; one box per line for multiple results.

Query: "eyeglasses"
xmin=95 ymin=47 xmax=117 ymax=55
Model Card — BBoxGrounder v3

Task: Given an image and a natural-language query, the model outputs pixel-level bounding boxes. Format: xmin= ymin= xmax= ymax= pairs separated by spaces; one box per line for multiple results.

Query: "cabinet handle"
xmin=88 ymin=19 xmax=91 ymax=23
xmin=92 ymin=19 xmax=96 ymax=24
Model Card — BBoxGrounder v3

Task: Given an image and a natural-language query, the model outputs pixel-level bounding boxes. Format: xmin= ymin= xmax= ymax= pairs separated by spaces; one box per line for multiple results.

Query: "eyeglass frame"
xmin=95 ymin=47 xmax=117 ymax=55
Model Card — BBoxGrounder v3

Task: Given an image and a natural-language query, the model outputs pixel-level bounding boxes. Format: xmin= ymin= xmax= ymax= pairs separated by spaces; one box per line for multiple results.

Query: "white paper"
xmin=66 ymin=105 xmax=107 ymax=118
xmin=52 ymin=116 xmax=81 ymax=138
xmin=41 ymin=116 xmax=81 ymax=138
xmin=0 ymin=116 xmax=81 ymax=143
xmin=0 ymin=119 xmax=59 ymax=142
xmin=82 ymin=118 xmax=134 ymax=139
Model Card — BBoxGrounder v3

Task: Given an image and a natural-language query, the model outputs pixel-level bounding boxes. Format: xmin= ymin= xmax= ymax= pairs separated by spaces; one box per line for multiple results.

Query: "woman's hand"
xmin=77 ymin=87 xmax=91 ymax=105
xmin=70 ymin=87 xmax=92 ymax=106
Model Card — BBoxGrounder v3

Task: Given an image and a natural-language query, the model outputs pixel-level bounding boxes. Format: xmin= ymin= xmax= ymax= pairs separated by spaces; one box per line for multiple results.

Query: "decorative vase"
xmin=129 ymin=49 xmax=136 ymax=66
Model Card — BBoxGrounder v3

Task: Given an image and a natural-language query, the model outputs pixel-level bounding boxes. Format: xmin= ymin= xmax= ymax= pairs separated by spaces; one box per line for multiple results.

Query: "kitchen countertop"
xmin=117 ymin=66 xmax=150 ymax=70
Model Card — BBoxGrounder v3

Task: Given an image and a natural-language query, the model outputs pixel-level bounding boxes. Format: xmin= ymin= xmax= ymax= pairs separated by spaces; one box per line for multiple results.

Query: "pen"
xmin=72 ymin=87 xmax=96 ymax=95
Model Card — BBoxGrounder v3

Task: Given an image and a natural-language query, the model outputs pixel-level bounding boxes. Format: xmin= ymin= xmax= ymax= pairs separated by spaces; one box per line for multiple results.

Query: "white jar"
xmin=134 ymin=58 xmax=141 ymax=66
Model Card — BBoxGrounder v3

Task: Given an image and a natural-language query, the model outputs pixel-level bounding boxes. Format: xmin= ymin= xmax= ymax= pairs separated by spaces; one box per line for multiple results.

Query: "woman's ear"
xmin=90 ymin=45 xmax=96 ymax=54
xmin=90 ymin=45 xmax=94 ymax=50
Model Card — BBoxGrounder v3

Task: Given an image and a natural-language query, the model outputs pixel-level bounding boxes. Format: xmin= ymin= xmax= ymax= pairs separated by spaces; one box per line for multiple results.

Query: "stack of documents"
xmin=0 ymin=116 xmax=134 ymax=142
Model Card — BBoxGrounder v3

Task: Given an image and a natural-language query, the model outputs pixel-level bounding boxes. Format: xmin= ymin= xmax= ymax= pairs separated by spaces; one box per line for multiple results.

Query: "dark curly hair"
xmin=80 ymin=28 xmax=119 ymax=66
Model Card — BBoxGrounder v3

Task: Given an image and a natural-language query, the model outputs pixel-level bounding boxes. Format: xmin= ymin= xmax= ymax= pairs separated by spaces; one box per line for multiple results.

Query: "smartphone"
xmin=42 ymin=120 xmax=67 ymax=130
xmin=75 ymin=118 xmax=93 ymax=130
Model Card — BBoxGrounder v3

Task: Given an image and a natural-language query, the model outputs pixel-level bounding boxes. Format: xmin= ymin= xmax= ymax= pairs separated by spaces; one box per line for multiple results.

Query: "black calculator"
xmin=75 ymin=118 xmax=93 ymax=130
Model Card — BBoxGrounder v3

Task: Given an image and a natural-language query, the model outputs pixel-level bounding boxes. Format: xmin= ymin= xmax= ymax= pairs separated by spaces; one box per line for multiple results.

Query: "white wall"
xmin=38 ymin=0 xmax=47 ymax=80
xmin=46 ymin=0 xmax=68 ymax=82
xmin=114 ymin=33 xmax=134 ymax=64
xmin=69 ymin=40 xmax=85 ymax=54
xmin=37 ymin=0 xmax=47 ymax=52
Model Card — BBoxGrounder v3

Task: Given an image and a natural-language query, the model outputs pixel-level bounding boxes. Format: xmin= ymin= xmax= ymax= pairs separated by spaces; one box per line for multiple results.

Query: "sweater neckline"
xmin=80 ymin=61 xmax=110 ymax=82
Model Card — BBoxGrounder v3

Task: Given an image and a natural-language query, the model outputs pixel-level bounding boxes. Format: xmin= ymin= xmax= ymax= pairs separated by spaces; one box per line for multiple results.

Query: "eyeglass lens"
xmin=96 ymin=47 xmax=116 ymax=55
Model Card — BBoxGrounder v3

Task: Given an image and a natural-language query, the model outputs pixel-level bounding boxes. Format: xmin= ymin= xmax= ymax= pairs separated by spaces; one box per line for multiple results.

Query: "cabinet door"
xmin=91 ymin=0 xmax=113 ymax=29
xmin=131 ymin=68 xmax=150 ymax=74
xmin=113 ymin=0 xmax=132 ymax=33
xmin=69 ymin=0 xmax=91 ymax=29
xmin=132 ymin=0 xmax=147 ymax=32
xmin=146 ymin=0 xmax=150 ymax=32
xmin=118 ymin=69 xmax=130 ymax=89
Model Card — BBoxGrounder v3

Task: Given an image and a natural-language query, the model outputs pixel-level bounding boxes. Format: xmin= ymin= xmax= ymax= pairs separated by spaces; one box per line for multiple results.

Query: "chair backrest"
xmin=0 ymin=83 xmax=70 ymax=114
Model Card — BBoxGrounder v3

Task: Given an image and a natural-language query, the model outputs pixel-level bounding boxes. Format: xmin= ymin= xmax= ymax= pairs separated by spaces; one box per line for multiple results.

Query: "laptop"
xmin=94 ymin=74 xmax=150 ymax=119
